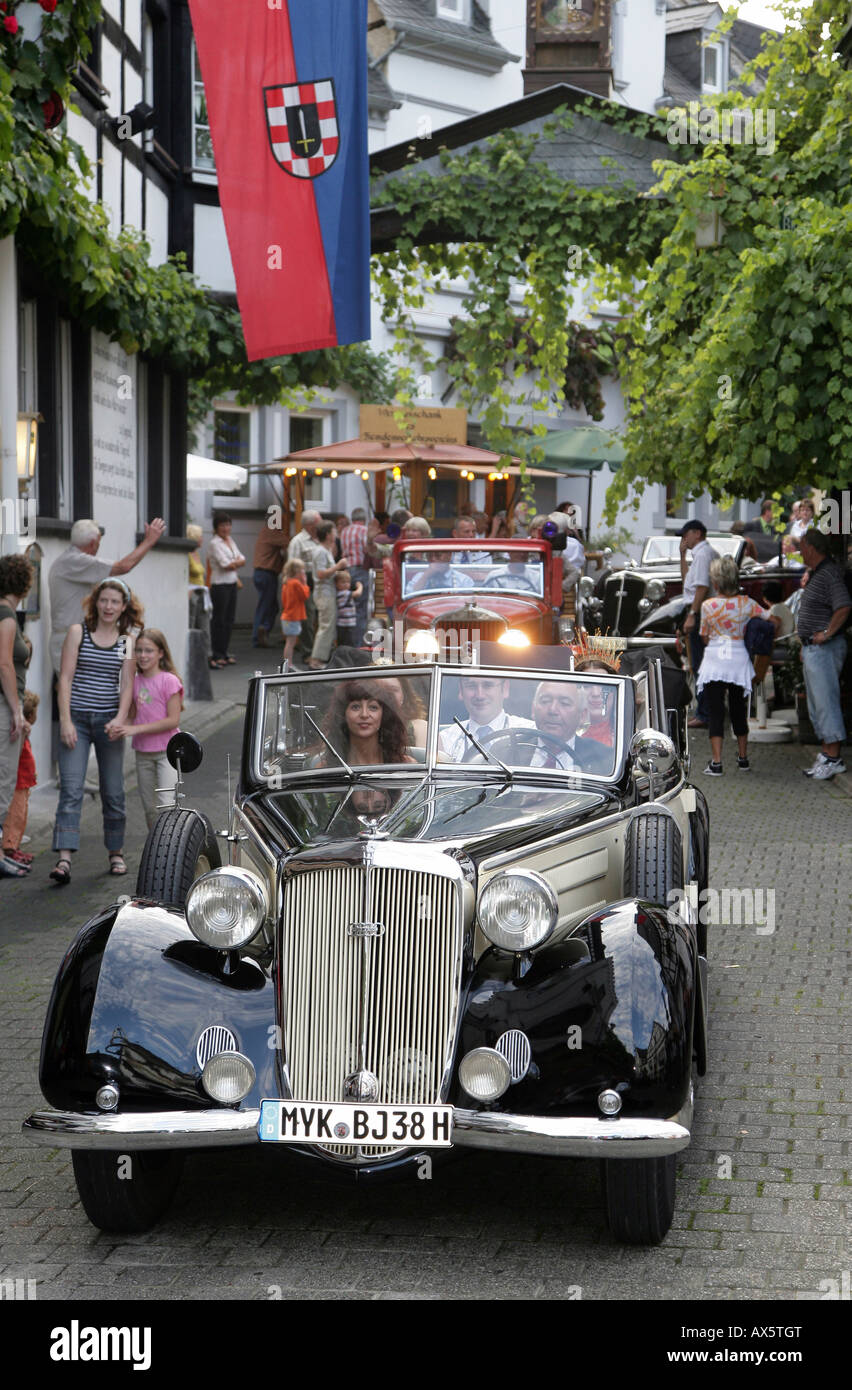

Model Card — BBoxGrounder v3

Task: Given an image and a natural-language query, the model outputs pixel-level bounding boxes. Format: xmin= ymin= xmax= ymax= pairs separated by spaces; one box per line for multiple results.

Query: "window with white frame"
xmin=437 ymin=0 xmax=469 ymax=22
xmin=702 ymin=42 xmax=725 ymax=93
xmin=192 ymin=41 xmax=215 ymax=170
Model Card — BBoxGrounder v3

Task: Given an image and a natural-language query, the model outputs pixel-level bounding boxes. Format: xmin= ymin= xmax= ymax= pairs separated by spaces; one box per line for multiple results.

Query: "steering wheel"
xmin=481 ymin=571 xmax=539 ymax=593
xmin=460 ymin=726 xmax=574 ymax=766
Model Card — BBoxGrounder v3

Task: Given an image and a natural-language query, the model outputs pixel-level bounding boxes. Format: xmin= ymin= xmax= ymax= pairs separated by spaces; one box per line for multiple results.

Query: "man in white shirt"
xmin=412 ymin=552 xmax=476 ymax=594
xmin=680 ymin=520 xmax=719 ymax=729
xmin=546 ymin=512 xmax=586 ymax=594
xmin=48 ymin=516 xmax=165 ymax=673
xmin=439 ymin=676 xmax=533 ymax=761
xmin=287 ymin=510 xmax=322 ymax=659
xmin=450 ymin=514 xmax=490 ymax=566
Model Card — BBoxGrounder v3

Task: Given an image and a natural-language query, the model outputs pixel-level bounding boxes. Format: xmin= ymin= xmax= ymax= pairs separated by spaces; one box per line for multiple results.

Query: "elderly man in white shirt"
xmin=286 ymin=510 xmax=322 ymax=659
xmin=439 ymin=676 xmax=534 ymax=761
xmin=680 ymin=519 xmax=719 ymax=729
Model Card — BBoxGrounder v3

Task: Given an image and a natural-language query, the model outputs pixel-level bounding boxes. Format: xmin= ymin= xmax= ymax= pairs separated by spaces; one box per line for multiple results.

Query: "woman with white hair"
xmin=697 ymin=554 xmax=779 ymax=776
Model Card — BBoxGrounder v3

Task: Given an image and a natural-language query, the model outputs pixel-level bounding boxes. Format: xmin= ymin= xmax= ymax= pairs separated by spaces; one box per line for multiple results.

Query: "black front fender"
xmin=455 ymin=899 xmax=697 ymax=1120
xmin=40 ymin=902 xmax=276 ymax=1112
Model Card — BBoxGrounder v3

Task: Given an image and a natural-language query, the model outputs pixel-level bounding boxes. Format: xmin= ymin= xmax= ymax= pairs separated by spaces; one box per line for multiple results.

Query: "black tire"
xmin=611 ymin=812 xmax=683 ymax=1243
xmin=72 ymin=1149 xmax=184 ymax=1233
xmin=135 ymin=808 xmax=221 ymax=905
xmin=601 ymin=1154 xmax=676 ymax=1245
xmin=623 ymin=810 xmax=683 ymax=905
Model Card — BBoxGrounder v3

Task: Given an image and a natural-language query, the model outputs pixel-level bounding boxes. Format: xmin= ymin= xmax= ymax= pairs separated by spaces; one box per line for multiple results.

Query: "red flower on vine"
xmin=40 ymin=0 xmax=59 ymax=11
xmin=3 ymin=14 xmax=18 ymax=33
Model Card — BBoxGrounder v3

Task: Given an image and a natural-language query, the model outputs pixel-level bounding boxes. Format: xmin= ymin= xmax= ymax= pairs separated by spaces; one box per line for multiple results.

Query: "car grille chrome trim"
xmin=280 ymin=852 xmax=463 ymax=1161
xmin=495 ymin=1029 xmax=532 ymax=1083
xmin=196 ymin=1025 xmax=238 ymax=1070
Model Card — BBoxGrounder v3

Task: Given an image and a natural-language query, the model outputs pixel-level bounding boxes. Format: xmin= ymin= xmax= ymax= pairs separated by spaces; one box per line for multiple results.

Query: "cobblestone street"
xmin=1 ymin=687 xmax=850 ymax=1302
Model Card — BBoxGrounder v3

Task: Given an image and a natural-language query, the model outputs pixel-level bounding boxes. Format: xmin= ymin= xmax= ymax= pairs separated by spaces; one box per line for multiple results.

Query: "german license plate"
xmin=259 ymin=1100 xmax=453 ymax=1146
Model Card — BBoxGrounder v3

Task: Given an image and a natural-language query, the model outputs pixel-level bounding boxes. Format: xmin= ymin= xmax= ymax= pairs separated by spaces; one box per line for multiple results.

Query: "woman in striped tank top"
xmin=51 ymin=579 xmax=142 ymax=884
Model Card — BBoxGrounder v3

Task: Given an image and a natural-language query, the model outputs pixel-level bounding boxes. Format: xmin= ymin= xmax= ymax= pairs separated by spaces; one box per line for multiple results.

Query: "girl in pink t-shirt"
xmin=109 ymin=629 xmax=184 ymax=829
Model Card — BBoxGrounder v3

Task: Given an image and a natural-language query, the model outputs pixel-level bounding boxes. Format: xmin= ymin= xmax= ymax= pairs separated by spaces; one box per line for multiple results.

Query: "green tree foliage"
xmin=372 ymin=0 xmax=852 ymax=518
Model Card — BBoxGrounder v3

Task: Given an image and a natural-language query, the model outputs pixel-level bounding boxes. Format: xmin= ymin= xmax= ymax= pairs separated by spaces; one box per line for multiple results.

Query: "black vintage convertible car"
xmin=24 ymin=653 xmax=709 ymax=1245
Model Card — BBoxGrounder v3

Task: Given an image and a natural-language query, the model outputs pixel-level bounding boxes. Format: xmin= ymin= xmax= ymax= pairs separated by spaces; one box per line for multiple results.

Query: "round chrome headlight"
xmin=185 ymin=868 xmax=267 ymax=950
xmin=202 ymin=1051 xmax=256 ymax=1104
xmin=459 ymin=1048 xmax=511 ymax=1102
xmin=646 ymin=578 xmax=665 ymax=602
xmin=477 ymin=870 xmax=558 ymax=953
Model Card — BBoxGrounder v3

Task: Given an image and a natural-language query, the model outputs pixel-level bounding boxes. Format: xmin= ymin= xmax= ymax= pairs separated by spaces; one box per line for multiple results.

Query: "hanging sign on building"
xmin=188 ymin=0 xmax=370 ymax=360
xmin=359 ymin=405 xmax=468 ymax=446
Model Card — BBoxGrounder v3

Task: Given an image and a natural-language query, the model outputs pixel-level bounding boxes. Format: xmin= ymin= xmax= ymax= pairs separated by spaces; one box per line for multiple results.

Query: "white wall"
xmin=194 ymin=203 xmax=236 ymax=293
xmin=612 ymin=0 xmax=666 ymax=114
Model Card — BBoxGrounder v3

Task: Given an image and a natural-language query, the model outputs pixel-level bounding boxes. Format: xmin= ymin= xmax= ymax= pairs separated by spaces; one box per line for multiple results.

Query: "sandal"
xmin=49 ymin=858 xmax=72 ymax=885
xmin=0 ymin=855 xmax=27 ymax=878
xmin=208 ymin=658 xmax=226 ymax=669
xmin=224 ymin=656 xmax=237 ymax=664
xmin=109 ymin=853 xmax=127 ymax=876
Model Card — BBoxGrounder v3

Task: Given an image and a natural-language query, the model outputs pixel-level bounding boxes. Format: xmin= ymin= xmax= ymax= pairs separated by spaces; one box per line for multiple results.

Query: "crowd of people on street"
xmin=679 ymin=500 xmax=850 ymax=780
xmin=0 ymin=487 xmax=847 ymax=889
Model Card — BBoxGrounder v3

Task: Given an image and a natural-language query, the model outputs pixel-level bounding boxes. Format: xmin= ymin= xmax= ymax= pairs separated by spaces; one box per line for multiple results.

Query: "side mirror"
xmin=630 ymin=729 xmax=677 ymax=778
xmin=166 ymin=731 xmax=203 ymax=774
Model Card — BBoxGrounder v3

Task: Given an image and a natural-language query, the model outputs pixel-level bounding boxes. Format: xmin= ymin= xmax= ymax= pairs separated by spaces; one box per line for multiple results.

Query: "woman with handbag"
xmin=207 ymin=511 xmax=245 ymax=667
xmin=697 ymin=555 xmax=779 ymax=776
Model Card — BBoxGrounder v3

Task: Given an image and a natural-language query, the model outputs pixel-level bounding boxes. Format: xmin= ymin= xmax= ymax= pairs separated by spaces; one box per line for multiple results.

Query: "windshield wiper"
xmin=454 ymin=717 xmax=513 ymax=784
xmin=303 ymin=710 xmax=355 ymax=779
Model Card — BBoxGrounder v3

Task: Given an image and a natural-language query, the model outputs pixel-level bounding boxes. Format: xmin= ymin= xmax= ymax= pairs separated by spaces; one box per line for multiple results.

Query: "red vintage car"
xmin=391 ymin=537 xmax=566 ymax=647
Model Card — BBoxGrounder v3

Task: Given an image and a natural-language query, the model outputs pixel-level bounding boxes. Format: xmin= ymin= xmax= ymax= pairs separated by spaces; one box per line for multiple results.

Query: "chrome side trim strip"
xmin=23 ymin=1109 xmax=261 ymax=1149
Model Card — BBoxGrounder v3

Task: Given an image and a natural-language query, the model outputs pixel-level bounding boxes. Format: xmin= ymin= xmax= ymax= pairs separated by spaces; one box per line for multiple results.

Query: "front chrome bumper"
xmin=23 ymin=1097 xmax=692 ymax=1158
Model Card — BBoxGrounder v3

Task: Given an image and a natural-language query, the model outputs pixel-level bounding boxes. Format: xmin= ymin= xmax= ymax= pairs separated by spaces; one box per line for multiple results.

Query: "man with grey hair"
xmin=797 ymin=529 xmax=850 ymax=779
xmin=287 ymin=510 xmax=323 ymax=660
xmin=48 ymin=516 xmax=165 ymax=673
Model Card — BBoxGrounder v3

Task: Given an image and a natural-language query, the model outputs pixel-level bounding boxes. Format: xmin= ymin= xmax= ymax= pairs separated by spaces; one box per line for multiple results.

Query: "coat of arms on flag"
xmin=264 ymin=80 xmax=339 ymax=179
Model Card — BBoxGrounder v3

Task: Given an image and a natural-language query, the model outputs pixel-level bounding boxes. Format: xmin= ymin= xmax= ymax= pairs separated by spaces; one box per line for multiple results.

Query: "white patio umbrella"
xmin=186 ymin=454 xmax=248 ymax=491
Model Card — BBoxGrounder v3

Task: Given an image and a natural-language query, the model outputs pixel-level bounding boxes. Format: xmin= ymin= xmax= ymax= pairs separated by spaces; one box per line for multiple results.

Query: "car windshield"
xmin=256 ymin=667 xmax=622 ymax=783
xmin=401 ymin=552 xmax=545 ymax=599
xmin=437 ymin=671 xmax=619 ymax=778
xmin=259 ymin=670 xmax=435 ymax=780
xmin=641 ymin=535 xmax=742 ymax=564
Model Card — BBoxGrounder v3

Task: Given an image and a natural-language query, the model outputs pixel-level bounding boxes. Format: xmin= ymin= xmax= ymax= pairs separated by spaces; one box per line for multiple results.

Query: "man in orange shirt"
xmin=252 ymin=516 xmax=289 ymax=647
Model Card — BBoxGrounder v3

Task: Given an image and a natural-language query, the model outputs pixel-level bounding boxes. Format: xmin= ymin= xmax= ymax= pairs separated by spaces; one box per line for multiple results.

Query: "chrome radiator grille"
xmin=280 ymin=861 xmax=462 ymax=1157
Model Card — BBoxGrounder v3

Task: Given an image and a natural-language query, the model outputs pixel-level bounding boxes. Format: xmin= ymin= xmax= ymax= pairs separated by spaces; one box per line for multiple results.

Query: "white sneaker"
xmin=810 ymin=758 xmax=846 ymax=781
xmin=803 ymin=753 xmax=828 ymax=776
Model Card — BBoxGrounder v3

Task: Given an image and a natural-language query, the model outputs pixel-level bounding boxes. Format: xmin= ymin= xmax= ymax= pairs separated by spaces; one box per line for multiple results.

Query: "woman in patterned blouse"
xmin=697 ymin=555 xmax=779 ymax=776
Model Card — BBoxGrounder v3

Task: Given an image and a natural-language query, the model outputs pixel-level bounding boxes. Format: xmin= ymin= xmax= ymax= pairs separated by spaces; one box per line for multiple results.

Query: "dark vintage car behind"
xmin=581 ymin=534 xmax=805 ymax=648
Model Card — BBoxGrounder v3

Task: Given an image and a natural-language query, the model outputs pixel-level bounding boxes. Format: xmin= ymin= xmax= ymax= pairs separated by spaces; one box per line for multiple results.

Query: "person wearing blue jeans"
xmin=252 ymin=567 xmax=280 ymax=646
xmin=797 ymin=529 xmax=850 ymax=781
xmin=51 ymin=578 xmax=138 ymax=884
xmin=54 ymin=710 xmax=128 ymax=854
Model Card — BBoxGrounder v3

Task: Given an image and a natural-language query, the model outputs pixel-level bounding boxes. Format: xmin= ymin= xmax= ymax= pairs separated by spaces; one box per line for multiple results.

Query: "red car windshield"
xmin=401 ymin=553 xmax=545 ymax=600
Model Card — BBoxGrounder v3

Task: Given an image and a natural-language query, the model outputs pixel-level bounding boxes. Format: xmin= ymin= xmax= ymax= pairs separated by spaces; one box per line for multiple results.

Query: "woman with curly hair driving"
xmin=321 ymin=679 xmax=415 ymax=766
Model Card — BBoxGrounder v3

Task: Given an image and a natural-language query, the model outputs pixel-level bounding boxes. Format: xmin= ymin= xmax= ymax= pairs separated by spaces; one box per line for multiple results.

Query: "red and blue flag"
xmin=188 ymin=0 xmax=370 ymax=361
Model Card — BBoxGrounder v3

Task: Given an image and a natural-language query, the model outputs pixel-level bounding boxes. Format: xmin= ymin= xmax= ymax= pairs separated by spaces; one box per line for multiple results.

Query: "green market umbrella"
xmin=537 ymin=426 xmax=626 ymax=471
